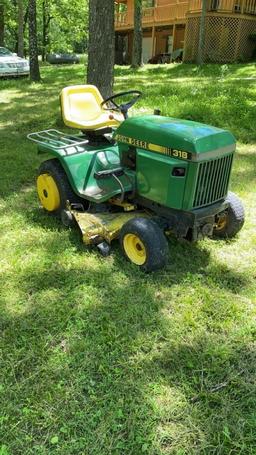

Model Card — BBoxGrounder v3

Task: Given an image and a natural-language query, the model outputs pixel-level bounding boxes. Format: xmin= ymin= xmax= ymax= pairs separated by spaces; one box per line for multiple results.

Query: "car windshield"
xmin=0 ymin=47 xmax=13 ymax=57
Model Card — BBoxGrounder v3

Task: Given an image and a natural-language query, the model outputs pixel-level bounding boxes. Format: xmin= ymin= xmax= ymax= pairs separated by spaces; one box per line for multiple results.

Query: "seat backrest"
xmin=60 ymin=85 xmax=104 ymax=124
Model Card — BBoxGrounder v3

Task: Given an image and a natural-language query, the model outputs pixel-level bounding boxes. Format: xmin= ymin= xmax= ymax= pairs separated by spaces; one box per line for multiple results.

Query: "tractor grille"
xmin=193 ymin=153 xmax=234 ymax=208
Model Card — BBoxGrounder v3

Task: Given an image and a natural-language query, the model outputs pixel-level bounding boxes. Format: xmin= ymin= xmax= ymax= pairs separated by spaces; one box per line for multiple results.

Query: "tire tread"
xmin=120 ymin=217 xmax=169 ymax=272
xmin=38 ymin=158 xmax=81 ymax=215
xmin=214 ymin=191 xmax=245 ymax=238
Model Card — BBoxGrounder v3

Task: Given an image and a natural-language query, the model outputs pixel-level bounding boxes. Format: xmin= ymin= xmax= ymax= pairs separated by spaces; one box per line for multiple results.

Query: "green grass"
xmin=0 ymin=63 xmax=255 ymax=455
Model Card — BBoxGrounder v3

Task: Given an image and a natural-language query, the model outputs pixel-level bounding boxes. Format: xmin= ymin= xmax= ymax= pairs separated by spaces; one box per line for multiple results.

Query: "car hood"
xmin=0 ymin=56 xmax=29 ymax=64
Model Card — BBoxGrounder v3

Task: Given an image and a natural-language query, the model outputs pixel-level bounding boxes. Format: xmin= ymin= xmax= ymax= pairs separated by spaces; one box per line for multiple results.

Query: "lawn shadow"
xmin=0 ymin=170 xmax=253 ymax=454
xmin=0 ymin=238 xmax=253 ymax=453
xmin=145 ymin=335 xmax=256 ymax=453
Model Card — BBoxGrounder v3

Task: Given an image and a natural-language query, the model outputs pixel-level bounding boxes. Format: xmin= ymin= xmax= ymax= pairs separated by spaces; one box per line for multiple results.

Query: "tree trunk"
xmin=42 ymin=0 xmax=51 ymax=62
xmin=24 ymin=3 xmax=29 ymax=31
xmin=42 ymin=0 xmax=46 ymax=62
xmin=0 ymin=3 xmax=4 ymax=47
xmin=197 ymin=0 xmax=207 ymax=65
xmin=17 ymin=0 xmax=24 ymax=57
xmin=28 ymin=0 xmax=41 ymax=81
xmin=87 ymin=0 xmax=115 ymax=99
xmin=132 ymin=0 xmax=143 ymax=68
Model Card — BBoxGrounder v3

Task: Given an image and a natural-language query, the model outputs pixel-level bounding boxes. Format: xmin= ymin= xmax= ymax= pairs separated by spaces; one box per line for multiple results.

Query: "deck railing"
xmin=115 ymin=3 xmax=189 ymax=28
xmin=187 ymin=0 xmax=256 ymax=14
xmin=115 ymin=11 xmax=128 ymax=26
xmin=115 ymin=0 xmax=256 ymax=28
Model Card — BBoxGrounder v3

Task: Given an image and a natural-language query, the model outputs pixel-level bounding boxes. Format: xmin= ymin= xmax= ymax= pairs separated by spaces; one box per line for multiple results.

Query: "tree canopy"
xmin=1 ymin=0 xmax=88 ymax=55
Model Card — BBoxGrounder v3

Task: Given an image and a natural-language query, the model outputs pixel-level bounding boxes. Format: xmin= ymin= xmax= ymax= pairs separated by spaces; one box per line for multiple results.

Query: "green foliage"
xmin=41 ymin=0 xmax=88 ymax=53
xmin=3 ymin=0 xmax=88 ymax=54
xmin=115 ymin=2 xmax=127 ymax=13
xmin=3 ymin=0 xmax=21 ymax=50
xmin=142 ymin=0 xmax=155 ymax=7
xmin=0 ymin=63 xmax=255 ymax=454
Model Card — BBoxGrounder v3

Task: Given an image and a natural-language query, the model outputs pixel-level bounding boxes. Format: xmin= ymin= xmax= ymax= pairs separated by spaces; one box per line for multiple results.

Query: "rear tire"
xmin=37 ymin=159 xmax=82 ymax=216
xmin=119 ymin=217 xmax=169 ymax=272
xmin=214 ymin=191 xmax=245 ymax=239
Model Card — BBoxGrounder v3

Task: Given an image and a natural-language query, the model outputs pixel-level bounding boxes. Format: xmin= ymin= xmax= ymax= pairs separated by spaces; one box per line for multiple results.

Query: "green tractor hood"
xmin=114 ymin=115 xmax=236 ymax=161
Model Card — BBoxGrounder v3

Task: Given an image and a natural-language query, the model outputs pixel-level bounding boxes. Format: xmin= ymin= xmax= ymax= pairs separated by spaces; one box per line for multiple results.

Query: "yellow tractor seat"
xmin=60 ymin=85 xmax=123 ymax=131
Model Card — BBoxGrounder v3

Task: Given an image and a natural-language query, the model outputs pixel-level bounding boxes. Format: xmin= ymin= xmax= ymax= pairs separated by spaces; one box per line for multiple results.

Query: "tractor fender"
xmin=37 ymin=146 xmax=82 ymax=197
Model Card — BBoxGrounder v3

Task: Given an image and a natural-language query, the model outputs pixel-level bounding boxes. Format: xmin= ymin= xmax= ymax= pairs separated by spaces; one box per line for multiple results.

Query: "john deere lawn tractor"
xmin=28 ymin=85 xmax=245 ymax=271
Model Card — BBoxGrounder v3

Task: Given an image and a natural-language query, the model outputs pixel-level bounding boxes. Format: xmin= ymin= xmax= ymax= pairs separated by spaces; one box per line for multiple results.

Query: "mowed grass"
xmin=0 ymin=63 xmax=256 ymax=455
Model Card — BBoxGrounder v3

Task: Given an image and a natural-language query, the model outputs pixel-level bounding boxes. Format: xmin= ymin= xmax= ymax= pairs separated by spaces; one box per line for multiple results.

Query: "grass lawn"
xmin=0 ymin=63 xmax=255 ymax=455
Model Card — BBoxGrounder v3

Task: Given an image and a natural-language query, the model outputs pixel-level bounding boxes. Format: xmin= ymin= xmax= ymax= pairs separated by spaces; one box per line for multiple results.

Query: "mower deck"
xmin=71 ymin=209 xmax=148 ymax=245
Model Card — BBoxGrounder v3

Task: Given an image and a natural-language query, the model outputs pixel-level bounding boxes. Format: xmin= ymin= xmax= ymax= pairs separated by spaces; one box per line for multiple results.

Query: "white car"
xmin=0 ymin=47 xmax=29 ymax=77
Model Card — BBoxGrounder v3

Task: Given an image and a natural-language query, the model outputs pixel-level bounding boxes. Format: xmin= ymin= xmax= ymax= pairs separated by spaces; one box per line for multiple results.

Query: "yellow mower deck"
xmin=71 ymin=209 xmax=148 ymax=245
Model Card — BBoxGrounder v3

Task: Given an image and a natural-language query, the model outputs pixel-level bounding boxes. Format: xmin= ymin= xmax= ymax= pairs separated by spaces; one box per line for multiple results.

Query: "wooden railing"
xmin=187 ymin=0 xmax=256 ymax=14
xmin=115 ymin=3 xmax=189 ymax=28
xmin=115 ymin=11 xmax=128 ymax=26
xmin=115 ymin=9 xmax=133 ymax=26
xmin=142 ymin=7 xmax=155 ymax=23
xmin=115 ymin=0 xmax=256 ymax=28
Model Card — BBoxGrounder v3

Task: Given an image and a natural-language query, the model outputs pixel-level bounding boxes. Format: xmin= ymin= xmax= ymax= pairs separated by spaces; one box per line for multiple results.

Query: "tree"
xmin=28 ymin=0 xmax=40 ymax=81
xmin=42 ymin=0 xmax=51 ymax=61
xmin=197 ymin=0 xmax=207 ymax=65
xmin=87 ymin=0 xmax=114 ymax=98
xmin=47 ymin=0 xmax=88 ymax=54
xmin=0 ymin=2 xmax=5 ymax=46
xmin=132 ymin=0 xmax=143 ymax=68
xmin=17 ymin=0 xmax=24 ymax=57
xmin=3 ymin=0 xmax=88 ymax=56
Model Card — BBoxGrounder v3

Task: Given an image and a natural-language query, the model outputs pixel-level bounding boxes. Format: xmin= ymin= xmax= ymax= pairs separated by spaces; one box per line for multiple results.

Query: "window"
xmin=0 ymin=47 xmax=12 ymax=56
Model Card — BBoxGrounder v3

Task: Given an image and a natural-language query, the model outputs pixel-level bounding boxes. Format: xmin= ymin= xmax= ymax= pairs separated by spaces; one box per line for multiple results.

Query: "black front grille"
xmin=193 ymin=153 xmax=234 ymax=208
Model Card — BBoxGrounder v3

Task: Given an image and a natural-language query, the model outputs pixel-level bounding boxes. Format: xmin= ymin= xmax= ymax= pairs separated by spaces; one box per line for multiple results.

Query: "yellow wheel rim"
xmin=123 ymin=233 xmax=146 ymax=265
xmin=37 ymin=173 xmax=61 ymax=212
xmin=215 ymin=214 xmax=228 ymax=231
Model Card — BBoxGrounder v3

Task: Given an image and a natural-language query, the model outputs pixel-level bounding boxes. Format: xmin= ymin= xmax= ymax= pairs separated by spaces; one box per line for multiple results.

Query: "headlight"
xmin=0 ymin=63 xmax=8 ymax=68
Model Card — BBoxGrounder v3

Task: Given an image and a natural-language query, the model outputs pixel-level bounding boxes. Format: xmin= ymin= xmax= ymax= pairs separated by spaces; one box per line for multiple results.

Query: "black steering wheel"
xmin=101 ymin=90 xmax=142 ymax=119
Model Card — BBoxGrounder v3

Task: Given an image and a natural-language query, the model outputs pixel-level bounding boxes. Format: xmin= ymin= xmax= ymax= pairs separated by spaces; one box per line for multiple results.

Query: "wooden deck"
xmin=115 ymin=3 xmax=188 ymax=30
xmin=115 ymin=0 xmax=256 ymax=30
xmin=188 ymin=0 xmax=256 ymax=15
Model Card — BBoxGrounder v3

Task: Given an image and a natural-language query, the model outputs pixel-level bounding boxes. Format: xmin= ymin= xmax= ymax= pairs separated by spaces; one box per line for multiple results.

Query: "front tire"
xmin=37 ymin=159 xmax=80 ymax=216
xmin=119 ymin=217 xmax=169 ymax=272
xmin=214 ymin=191 xmax=245 ymax=239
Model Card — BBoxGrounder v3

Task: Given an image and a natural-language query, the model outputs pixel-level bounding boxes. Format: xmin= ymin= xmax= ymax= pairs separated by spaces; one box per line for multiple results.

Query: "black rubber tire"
xmin=119 ymin=217 xmax=169 ymax=272
xmin=214 ymin=191 xmax=245 ymax=239
xmin=38 ymin=158 xmax=81 ymax=216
